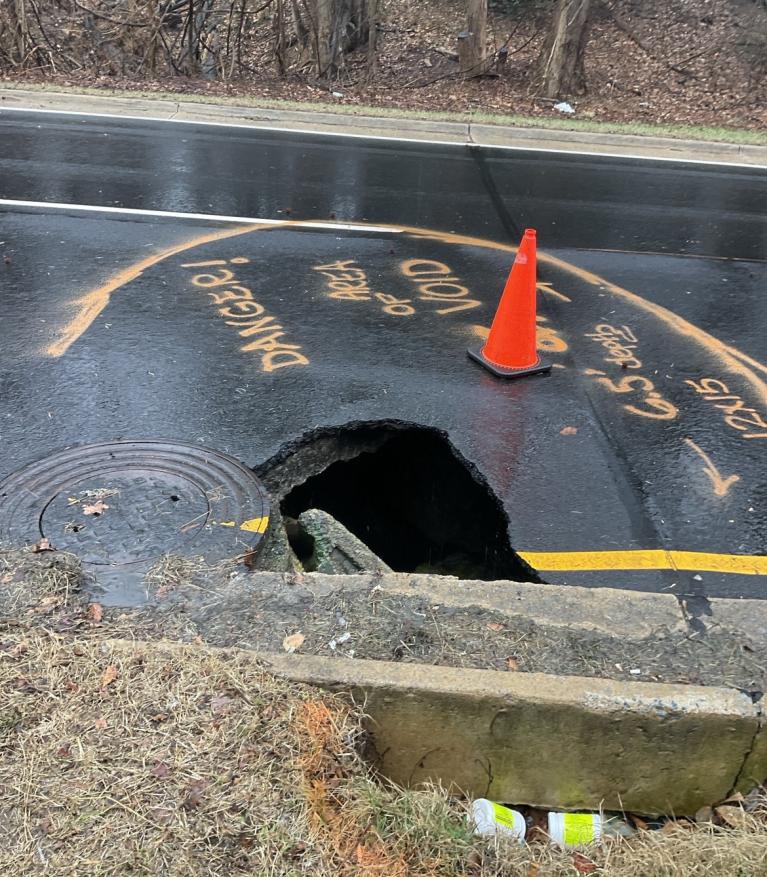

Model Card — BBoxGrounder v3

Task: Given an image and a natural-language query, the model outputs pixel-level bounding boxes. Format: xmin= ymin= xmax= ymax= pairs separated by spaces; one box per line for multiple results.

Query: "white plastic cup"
xmin=547 ymin=812 xmax=634 ymax=847
xmin=471 ymin=799 xmax=526 ymax=843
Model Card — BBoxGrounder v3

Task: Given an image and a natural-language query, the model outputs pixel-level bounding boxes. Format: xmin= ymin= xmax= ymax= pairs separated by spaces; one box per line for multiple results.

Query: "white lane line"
xmin=0 ymin=198 xmax=401 ymax=233
xmin=1 ymin=105 xmax=763 ymax=169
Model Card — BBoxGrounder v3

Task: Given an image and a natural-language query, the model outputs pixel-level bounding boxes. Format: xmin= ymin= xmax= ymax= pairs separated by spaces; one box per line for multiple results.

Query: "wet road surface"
xmin=1 ymin=108 xmax=766 ymax=600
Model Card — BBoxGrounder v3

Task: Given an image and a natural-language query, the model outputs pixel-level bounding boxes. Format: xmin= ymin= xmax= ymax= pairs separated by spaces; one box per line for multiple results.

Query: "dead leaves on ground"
xmin=283 ymin=632 xmax=305 ymax=653
xmin=183 ymin=779 xmax=208 ymax=810
xmin=32 ymin=538 xmax=54 ymax=553
xmin=83 ymin=500 xmax=109 ymax=517
xmin=99 ymin=665 xmax=119 ymax=691
xmin=150 ymin=760 xmax=171 ymax=780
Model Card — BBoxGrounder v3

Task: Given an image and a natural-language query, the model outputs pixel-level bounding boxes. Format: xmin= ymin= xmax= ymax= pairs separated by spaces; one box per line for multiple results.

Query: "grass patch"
xmin=0 ymin=547 xmax=84 ymax=616
xmin=1 ymin=632 xmax=766 ymax=875
xmin=2 ymin=81 xmax=766 ymax=146
xmin=0 ymin=631 xmax=359 ymax=874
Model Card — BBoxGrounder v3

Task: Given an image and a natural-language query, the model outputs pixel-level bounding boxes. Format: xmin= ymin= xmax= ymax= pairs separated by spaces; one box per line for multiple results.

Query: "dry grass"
xmin=2 ymin=631 xmax=767 ymax=875
xmin=0 ymin=631 xmax=360 ymax=875
xmin=0 ymin=548 xmax=85 ymax=617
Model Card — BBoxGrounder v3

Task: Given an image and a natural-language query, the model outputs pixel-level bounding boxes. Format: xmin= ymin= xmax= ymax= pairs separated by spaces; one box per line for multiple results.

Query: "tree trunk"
xmin=458 ymin=0 xmax=488 ymax=77
xmin=537 ymin=0 xmax=592 ymax=98
xmin=307 ymin=0 xmax=373 ymax=77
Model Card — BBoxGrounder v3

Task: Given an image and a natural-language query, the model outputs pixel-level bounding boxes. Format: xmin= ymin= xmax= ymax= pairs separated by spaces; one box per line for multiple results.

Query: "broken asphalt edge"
xmin=1 ymin=86 xmax=766 ymax=167
xmin=107 ymin=572 xmax=767 ymax=816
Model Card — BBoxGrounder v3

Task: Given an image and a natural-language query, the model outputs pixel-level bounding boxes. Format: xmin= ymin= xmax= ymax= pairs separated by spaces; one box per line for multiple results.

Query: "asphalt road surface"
xmin=1 ymin=107 xmax=765 ymax=602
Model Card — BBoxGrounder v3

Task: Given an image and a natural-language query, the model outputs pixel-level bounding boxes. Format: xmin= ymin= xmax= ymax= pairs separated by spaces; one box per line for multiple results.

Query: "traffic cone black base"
xmin=467 ymin=347 xmax=551 ymax=379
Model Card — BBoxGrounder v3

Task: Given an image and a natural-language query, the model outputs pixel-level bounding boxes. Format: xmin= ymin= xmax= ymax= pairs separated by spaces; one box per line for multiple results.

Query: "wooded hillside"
xmin=1 ymin=0 xmax=765 ymax=129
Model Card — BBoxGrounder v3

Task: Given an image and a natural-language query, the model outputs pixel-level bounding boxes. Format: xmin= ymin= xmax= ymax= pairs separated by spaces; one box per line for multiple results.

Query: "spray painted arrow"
xmin=684 ymin=438 xmax=741 ymax=498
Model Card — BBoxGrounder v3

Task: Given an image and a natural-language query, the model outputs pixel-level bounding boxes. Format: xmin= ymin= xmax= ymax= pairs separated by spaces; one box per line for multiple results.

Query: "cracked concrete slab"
xmin=264 ymin=651 xmax=762 ymax=816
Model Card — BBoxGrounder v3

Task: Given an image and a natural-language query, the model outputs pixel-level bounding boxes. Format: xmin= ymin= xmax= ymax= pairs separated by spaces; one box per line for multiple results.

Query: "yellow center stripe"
xmin=519 ymin=550 xmax=767 ymax=576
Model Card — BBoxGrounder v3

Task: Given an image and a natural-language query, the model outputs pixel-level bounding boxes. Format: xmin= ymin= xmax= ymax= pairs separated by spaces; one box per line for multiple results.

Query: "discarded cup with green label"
xmin=547 ymin=811 xmax=635 ymax=847
xmin=471 ymin=799 xmax=526 ymax=843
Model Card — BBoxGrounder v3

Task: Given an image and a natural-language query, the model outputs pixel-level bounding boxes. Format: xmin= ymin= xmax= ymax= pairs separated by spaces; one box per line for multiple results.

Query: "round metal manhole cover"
xmin=0 ymin=441 xmax=270 ymax=567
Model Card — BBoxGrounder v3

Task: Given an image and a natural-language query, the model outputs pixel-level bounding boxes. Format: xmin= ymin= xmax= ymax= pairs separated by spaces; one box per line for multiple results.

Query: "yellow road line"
xmin=519 ymin=550 xmax=767 ymax=576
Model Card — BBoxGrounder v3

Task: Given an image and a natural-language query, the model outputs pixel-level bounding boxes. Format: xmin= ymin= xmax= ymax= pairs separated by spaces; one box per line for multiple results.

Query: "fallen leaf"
xmin=183 ymin=779 xmax=208 ymax=810
xmin=11 ymin=641 xmax=29 ymax=657
xmin=466 ymin=849 xmax=482 ymax=875
xmin=94 ymin=717 xmax=108 ymax=730
xmin=83 ymin=500 xmax=109 ymax=516
xmin=660 ymin=818 xmax=694 ymax=834
xmin=526 ymin=865 xmax=540 ymax=877
xmin=631 ymin=814 xmax=649 ymax=831
xmin=151 ymin=761 xmax=171 ymax=779
xmin=715 ymin=805 xmax=749 ymax=830
xmin=283 ymin=632 xmax=305 ymax=653
xmin=572 ymin=852 xmax=598 ymax=874
xmin=506 ymin=656 xmax=520 ymax=671
xmin=210 ymin=693 xmax=235 ymax=715
xmin=33 ymin=538 xmax=54 ymax=553
xmin=64 ymin=678 xmax=79 ymax=693
xmin=150 ymin=807 xmax=174 ymax=825
xmin=486 ymin=622 xmax=505 ymax=632
xmin=87 ymin=603 xmax=104 ymax=623
xmin=694 ymin=806 xmax=713 ymax=823
xmin=242 ymin=548 xmax=258 ymax=568
xmin=100 ymin=665 xmax=119 ymax=689
xmin=560 ymin=426 xmax=578 ymax=435
xmin=56 ymin=742 xmax=72 ymax=758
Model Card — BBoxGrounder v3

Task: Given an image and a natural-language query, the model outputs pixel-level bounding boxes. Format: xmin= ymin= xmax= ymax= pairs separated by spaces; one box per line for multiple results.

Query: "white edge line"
xmin=0 ymin=197 xmax=401 ymax=233
xmin=1 ymin=104 xmax=764 ymax=170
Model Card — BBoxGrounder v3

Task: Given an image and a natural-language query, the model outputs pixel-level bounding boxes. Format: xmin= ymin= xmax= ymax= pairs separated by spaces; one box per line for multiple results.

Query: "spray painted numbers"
xmin=585 ymin=369 xmax=679 ymax=420
xmin=584 ymin=323 xmax=677 ymax=421
xmin=181 ymin=258 xmax=309 ymax=372
xmin=399 ymin=260 xmax=482 ymax=315
xmin=685 ymin=378 xmax=767 ymax=439
xmin=536 ymin=315 xmax=568 ymax=354
xmin=312 ymin=260 xmax=415 ymax=316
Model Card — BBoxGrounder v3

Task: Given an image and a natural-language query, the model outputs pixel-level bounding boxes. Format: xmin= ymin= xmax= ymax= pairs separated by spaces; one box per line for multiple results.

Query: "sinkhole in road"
xmin=264 ymin=423 xmax=536 ymax=582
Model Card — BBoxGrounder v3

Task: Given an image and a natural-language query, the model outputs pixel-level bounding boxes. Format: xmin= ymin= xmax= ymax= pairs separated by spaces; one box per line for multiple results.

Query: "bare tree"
xmin=299 ymin=0 xmax=374 ymax=77
xmin=458 ymin=0 xmax=489 ymax=77
xmin=537 ymin=0 xmax=592 ymax=98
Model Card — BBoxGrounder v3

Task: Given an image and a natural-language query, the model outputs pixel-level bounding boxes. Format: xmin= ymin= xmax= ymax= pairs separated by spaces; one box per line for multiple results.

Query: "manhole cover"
xmin=0 ymin=441 xmax=271 ymax=568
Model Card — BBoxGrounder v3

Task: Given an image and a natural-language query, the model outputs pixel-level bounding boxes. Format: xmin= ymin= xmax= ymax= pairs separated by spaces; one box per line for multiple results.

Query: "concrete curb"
xmin=264 ymin=651 xmax=762 ymax=816
xmin=333 ymin=572 xmax=687 ymax=639
xmin=2 ymin=87 xmax=766 ymax=167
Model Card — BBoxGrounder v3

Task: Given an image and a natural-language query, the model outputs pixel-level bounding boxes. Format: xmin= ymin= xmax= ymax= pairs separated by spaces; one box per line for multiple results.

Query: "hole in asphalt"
xmin=267 ymin=423 xmax=536 ymax=582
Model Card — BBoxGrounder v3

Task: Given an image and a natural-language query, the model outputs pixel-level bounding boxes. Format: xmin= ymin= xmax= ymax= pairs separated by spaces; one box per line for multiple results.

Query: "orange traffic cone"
xmin=468 ymin=228 xmax=551 ymax=378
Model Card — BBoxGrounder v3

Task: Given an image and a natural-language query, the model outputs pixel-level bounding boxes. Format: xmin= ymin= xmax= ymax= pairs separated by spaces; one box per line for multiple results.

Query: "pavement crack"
xmin=727 ymin=699 xmax=763 ymax=798
xmin=168 ymin=102 xmax=180 ymax=121
xmin=468 ymin=144 xmax=522 ymax=243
